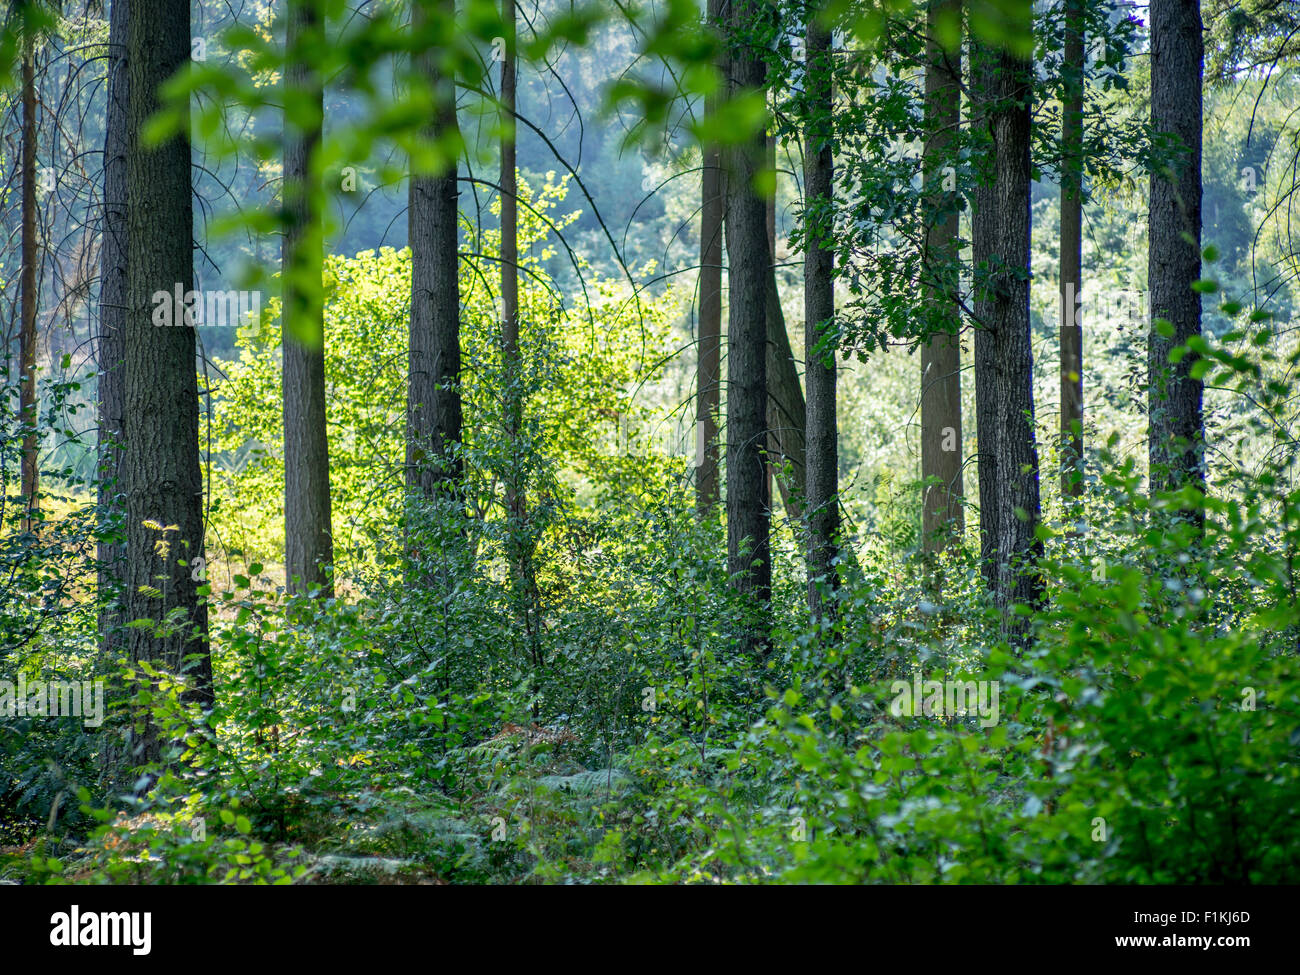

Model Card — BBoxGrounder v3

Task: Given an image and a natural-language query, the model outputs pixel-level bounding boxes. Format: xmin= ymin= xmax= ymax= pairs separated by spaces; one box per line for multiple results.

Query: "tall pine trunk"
xmin=499 ymin=0 xmax=541 ymax=684
xmin=501 ymin=0 xmax=520 ymax=484
xmin=971 ymin=6 xmax=1044 ymax=633
xmin=764 ymin=135 xmax=806 ymax=523
xmin=124 ymin=0 xmax=213 ymax=762
xmin=726 ymin=0 xmax=771 ymax=649
xmin=1060 ymin=0 xmax=1084 ymax=499
xmin=1147 ymin=0 xmax=1204 ymax=513
xmin=408 ymin=0 xmax=462 ymax=502
xmin=804 ymin=10 xmax=838 ymax=617
xmin=695 ymin=0 xmax=724 ymax=517
xmin=920 ymin=0 xmax=964 ymax=553
xmin=282 ymin=0 xmax=334 ymax=596
xmin=98 ymin=0 xmax=128 ymax=657
xmin=19 ymin=37 xmax=38 ymax=535
xmin=765 ymin=272 xmax=807 ymax=520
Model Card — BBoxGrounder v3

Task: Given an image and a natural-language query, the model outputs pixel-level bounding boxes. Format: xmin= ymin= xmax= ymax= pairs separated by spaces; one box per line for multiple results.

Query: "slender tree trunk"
xmin=98 ymin=0 xmax=128 ymax=658
xmin=282 ymin=0 xmax=334 ymax=596
xmin=124 ymin=0 xmax=213 ymax=763
xmin=19 ymin=38 xmax=38 ymax=535
xmin=1060 ymin=0 xmax=1084 ymax=499
xmin=765 ymin=133 xmax=776 ymax=253
xmin=762 ymin=122 xmax=808 ymax=524
xmin=501 ymin=0 xmax=524 ymax=530
xmin=408 ymin=0 xmax=462 ymax=502
xmin=804 ymin=10 xmax=838 ymax=617
xmin=1147 ymin=0 xmax=1204 ymax=513
xmin=501 ymin=0 xmax=519 ymax=426
xmin=971 ymin=5 xmax=1044 ymax=633
xmin=921 ymin=0 xmax=965 ymax=553
xmin=726 ymin=0 xmax=771 ymax=648
xmin=974 ymin=267 xmax=999 ymax=589
xmin=766 ymin=133 xmax=776 ymax=510
xmin=695 ymin=0 xmax=725 ymax=516
xmin=766 ymin=270 xmax=806 ymax=520
xmin=499 ymin=0 xmax=540 ymax=687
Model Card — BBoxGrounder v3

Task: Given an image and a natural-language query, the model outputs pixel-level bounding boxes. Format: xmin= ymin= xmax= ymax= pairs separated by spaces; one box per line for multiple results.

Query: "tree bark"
xmin=765 ymin=133 xmax=776 ymax=253
xmin=752 ymin=53 xmax=807 ymax=526
xmin=695 ymin=0 xmax=725 ymax=517
xmin=1147 ymin=0 xmax=1204 ymax=512
xmin=971 ymin=7 xmax=1045 ymax=633
xmin=726 ymin=0 xmax=771 ymax=646
xmin=921 ymin=0 xmax=965 ymax=553
xmin=804 ymin=11 xmax=838 ymax=617
xmin=501 ymin=0 xmax=520 ymax=449
xmin=98 ymin=0 xmax=128 ymax=657
xmin=766 ymin=248 xmax=807 ymax=522
xmin=408 ymin=0 xmax=462 ymax=501
xmin=762 ymin=121 xmax=808 ymax=525
xmin=499 ymin=0 xmax=540 ymax=677
xmin=501 ymin=0 xmax=525 ymax=538
xmin=124 ymin=0 xmax=213 ymax=762
xmin=20 ymin=37 xmax=38 ymax=534
xmin=1060 ymin=0 xmax=1084 ymax=499
xmin=282 ymin=0 xmax=334 ymax=596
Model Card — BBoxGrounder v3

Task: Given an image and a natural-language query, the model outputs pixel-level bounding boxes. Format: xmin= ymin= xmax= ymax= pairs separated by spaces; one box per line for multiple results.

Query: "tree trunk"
xmin=282 ymin=0 xmax=334 ymax=596
xmin=804 ymin=11 xmax=838 ymax=617
xmin=766 ymin=247 xmax=806 ymax=521
xmin=765 ymin=133 xmax=776 ymax=253
xmin=408 ymin=0 xmax=462 ymax=501
xmin=19 ymin=38 xmax=38 ymax=534
xmin=124 ymin=0 xmax=213 ymax=762
xmin=726 ymin=0 xmax=771 ymax=647
xmin=1147 ymin=0 xmax=1204 ymax=512
xmin=98 ymin=0 xmax=128 ymax=658
xmin=499 ymin=0 xmax=541 ymax=682
xmin=971 ymin=6 xmax=1045 ymax=634
xmin=695 ymin=0 xmax=725 ymax=517
xmin=501 ymin=0 xmax=520 ymax=463
xmin=1060 ymin=0 xmax=1084 ymax=499
xmin=921 ymin=0 xmax=965 ymax=553
xmin=764 ymin=137 xmax=807 ymax=524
